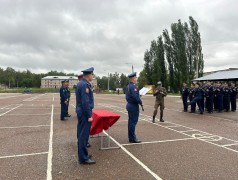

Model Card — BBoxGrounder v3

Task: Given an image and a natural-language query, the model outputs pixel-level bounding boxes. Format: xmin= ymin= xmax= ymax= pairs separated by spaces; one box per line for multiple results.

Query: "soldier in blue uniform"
xmin=230 ymin=82 xmax=237 ymax=112
xmin=223 ymin=82 xmax=231 ymax=112
xmin=205 ymin=81 xmax=214 ymax=114
xmin=216 ymin=82 xmax=224 ymax=113
xmin=76 ymin=67 xmax=96 ymax=165
xmin=60 ymin=80 xmax=68 ymax=121
xmin=181 ymin=82 xmax=189 ymax=112
xmin=188 ymin=83 xmax=196 ymax=113
xmin=125 ymin=72 xmax=143 ymax=143
xmin=65 ymin=80 xmax=71 ymax=117
xmin=187 ymin=83 xmax=203 ymax=114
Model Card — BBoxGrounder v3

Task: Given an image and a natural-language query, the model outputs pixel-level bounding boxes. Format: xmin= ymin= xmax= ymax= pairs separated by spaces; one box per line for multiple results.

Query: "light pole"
xmin=125 ymin=63 xmax=134 ymax=73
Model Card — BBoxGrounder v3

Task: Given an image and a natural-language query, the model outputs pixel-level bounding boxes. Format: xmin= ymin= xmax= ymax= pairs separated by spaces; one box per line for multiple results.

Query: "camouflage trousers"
xmin=153 ymin=100 xmax=164 ymax=117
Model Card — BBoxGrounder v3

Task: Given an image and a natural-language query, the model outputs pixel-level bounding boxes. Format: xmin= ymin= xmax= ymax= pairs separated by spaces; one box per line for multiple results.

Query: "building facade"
xmin=41 ymin=76 xmax=79 ymax=88
xmin=41 ymin=76 xmax=98 ymax=89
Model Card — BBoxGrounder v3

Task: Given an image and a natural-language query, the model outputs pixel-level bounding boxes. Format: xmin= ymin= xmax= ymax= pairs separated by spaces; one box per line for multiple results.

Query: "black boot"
xmin=152 ymin=116 xmax=155 ymax=123
xmin=160 ymin=115 xmax=164 ymax=122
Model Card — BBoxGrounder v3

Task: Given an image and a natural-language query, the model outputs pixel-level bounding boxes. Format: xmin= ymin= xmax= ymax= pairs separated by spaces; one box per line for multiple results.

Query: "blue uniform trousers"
xmin=206 ymin=97 xmax=213 ymax=113
xmin=223 ymin=95 xmax=230 ymax=111
xmin=182 ymin=96 xmax=188 ymax=111
xmin=188 ymin=96 xmax=203 ymax=113
xmin=230 ymin=95 xmax=237 ymax=111
xmin=77 ymin=113 xmax=92 ymax=162
xmin=217 ymin=95 xmax=223 ymax=112
xmin=127 ymin=103 xmax=139 ymax=140
xmin=61 ymin=102 xmax=66 ymax=120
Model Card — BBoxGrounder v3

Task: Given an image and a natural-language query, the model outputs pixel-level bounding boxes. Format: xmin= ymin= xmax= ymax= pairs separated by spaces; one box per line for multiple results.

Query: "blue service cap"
xmin=128 ymin=72 xmax=137 ymax=78
xmin=82 ymin=67 xmax=94 ymax=75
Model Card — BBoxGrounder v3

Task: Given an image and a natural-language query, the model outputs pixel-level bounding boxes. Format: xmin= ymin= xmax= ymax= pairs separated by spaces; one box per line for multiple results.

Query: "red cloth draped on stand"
xmin=90 ymin=110 xmax=120 ymax=135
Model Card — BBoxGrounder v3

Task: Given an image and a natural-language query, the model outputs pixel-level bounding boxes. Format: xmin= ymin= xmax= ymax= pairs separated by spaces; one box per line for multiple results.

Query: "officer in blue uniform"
xmin=60 ymin=80 xmax=68 ymax=120
xmin=125 ymin=72 xmax=143 ymax=143
xmin=216 ymin=82 xmax=224 ymax=113
xmin=65 ymin=80 xmax=71 ymax=117
xmin=76 ymin=67 xmax=96 ymax=165
xmin=188 ymin=83 xmax=196 ymax=113
xmin=205 ymin=81 xmax=214 ymax=114
xmin=230 ymin=82 xmax=237 ymax=112
xmin=213 ymin=82 xmax=218 ymax=111
xmin=223 ymin=82 xmax=231 ymax=112
xmin=187 ymin=83 xmax=203 ymax=114
xmin=181 ymin=82 xmax=189 ymax=112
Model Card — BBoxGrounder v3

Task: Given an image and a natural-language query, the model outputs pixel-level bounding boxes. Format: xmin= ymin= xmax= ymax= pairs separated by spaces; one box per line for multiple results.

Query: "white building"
xmin=41 ymin=76 xmax=78 ymax=88
xmin=41 ymin=76 xmax=98 ymax=89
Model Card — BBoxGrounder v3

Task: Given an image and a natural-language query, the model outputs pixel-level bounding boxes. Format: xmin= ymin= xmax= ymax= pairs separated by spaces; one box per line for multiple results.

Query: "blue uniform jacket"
xmin=181 ymin=87 xmax=189 ymax=97
xmin=193 ymin=88 xmax=203 ymax=99
xmin=76 ymin=78 xmax=94 ymax=118
xmin=60 ymin=86 xmax=67 ymax=103
xmin=126 ymin=82 xmax=142 ymax=105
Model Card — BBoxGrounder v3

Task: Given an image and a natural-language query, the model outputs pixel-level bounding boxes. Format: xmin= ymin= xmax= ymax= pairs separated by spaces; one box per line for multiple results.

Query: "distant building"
xmin=0 ymin=84 xmax=8 ymax=89
xmin=41 ymin=76 xmax=98 ymax=89
xmin=41 ymin=76 xmax=79 ymax=88
xmin=203 ymin=68 xmax=238 ymax=76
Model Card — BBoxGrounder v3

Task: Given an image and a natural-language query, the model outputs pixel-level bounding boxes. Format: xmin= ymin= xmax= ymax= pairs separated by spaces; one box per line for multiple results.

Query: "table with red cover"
xmin=90 ymin=110 xmax=121 ymax=150
xmin=90 ymin=110 xmax=120 ymax=135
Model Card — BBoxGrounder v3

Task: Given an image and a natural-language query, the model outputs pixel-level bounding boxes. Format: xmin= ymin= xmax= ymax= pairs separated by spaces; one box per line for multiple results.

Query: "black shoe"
xmin=200 ymin=112 xmax=203 ymax=114
xmin=183 ymin=110 xmax=187 ymax=112
xmin=129 ymin=139 xmax=142 ymax=143
xmin=80 ymin=159 xmax=96 ymax=165
xmin=65 ymin=114 xmax=71 ymax=117
xmin=61 ymin=118 xmax=68 ymax=121
xmin=152 ymin=116 xmax=155 ymax=123
xmin=160 ymin=118 xmax=164 ymax=122
xmin=87 ymin=143 xmax=91 ymax=148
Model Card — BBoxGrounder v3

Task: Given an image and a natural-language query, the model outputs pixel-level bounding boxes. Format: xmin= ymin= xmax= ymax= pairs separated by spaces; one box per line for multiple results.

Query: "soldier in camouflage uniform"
xmin=152 ymin=81 xmax=167 ymax=123
xmin=65 ymin=80 xmax=71 ymax=117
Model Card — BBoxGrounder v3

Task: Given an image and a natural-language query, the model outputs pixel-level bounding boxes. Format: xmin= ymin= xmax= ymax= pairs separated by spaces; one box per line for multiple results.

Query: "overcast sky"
xmin=0 ymin=0 xmax=238 ymax=76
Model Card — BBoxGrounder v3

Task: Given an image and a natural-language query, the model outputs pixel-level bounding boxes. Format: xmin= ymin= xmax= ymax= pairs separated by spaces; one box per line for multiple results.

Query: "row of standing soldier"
xmin=181 ymin=81 xmax=237 ymax=114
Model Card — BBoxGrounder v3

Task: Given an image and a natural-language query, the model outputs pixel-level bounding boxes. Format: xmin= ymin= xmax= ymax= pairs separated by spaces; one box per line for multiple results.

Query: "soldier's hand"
xmin=88 ymin=117 xmax=93 ymax=122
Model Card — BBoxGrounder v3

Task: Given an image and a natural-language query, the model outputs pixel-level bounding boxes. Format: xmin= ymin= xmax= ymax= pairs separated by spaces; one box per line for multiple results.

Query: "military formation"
xmin=181 ymin=81 xmax=237 ymax=114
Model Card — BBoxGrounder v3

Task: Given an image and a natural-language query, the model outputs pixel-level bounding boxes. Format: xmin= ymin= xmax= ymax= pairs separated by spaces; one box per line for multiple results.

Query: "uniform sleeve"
xmin=81 ymin=84 xmax=92 ymax=118
xmin=130 ymin=86 xmax=142 ymax=105
xmin=163 ymin=88 xmax=167 ymax=96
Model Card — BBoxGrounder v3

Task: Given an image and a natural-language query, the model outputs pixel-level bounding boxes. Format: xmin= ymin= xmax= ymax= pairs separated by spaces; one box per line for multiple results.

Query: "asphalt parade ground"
xmin=0 ymin=93 xmax=237 ymax=180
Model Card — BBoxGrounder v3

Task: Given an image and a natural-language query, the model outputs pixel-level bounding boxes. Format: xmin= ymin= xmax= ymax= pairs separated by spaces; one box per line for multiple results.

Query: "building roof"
xmin=42 ymin=76 xmax=78 ymax=80
xmin=194 ymin=70 xmax=238 ymax=81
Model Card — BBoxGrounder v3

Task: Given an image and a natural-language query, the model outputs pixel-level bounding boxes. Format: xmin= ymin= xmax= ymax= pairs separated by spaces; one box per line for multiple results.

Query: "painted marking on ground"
xmin=0 ymin=125 xmax=50 ymax=129
xmin=103 ymin=131 xmax=162 ymax=180
xmin=0 ymin=152 xmax=48 ymax=159
xmin=0 ymin=104 xmax=23 ymax=117
xmin=47 ymin=104 xmax=54 ymax=180
xmin=121 ymin=137 xmax=195 ymax=146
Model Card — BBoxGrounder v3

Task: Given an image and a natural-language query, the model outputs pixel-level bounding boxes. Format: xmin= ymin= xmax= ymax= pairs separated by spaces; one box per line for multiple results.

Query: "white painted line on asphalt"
xmin=0 ymin=104 xmax=23 ymax=117
xmin=0 ymin=152 xmax=48 ymax=159
xmin=180 ymin=130 xmax=197 ymax=132
xmin=47 ymin=104 xmax=54 ymax=180
xmin=121 ymin=137 xmax=195 ymax=146
xmin=222 ymin=143 xmax=238 ymax=147
xmin=4 ymin=113 xmax=51 ymax=116
xmin=103 ymin=131 xmax=163 ymax=180
xmin=0 ymin=104 xmax=12 ymax=109
xmin=23 ymin=94 xmax=45 ymax=101
xmin=0 ymin=125 xmax=50 ymax=129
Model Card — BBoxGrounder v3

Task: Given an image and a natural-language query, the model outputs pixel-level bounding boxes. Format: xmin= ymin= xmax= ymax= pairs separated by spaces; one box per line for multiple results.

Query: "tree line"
xmin=138 ymin=16 xmax=204 ymax=92
xmin=0 ymin=67 xmax=129 ymax=90
xmin=0 ymin=67 xmax=76 ymax=88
